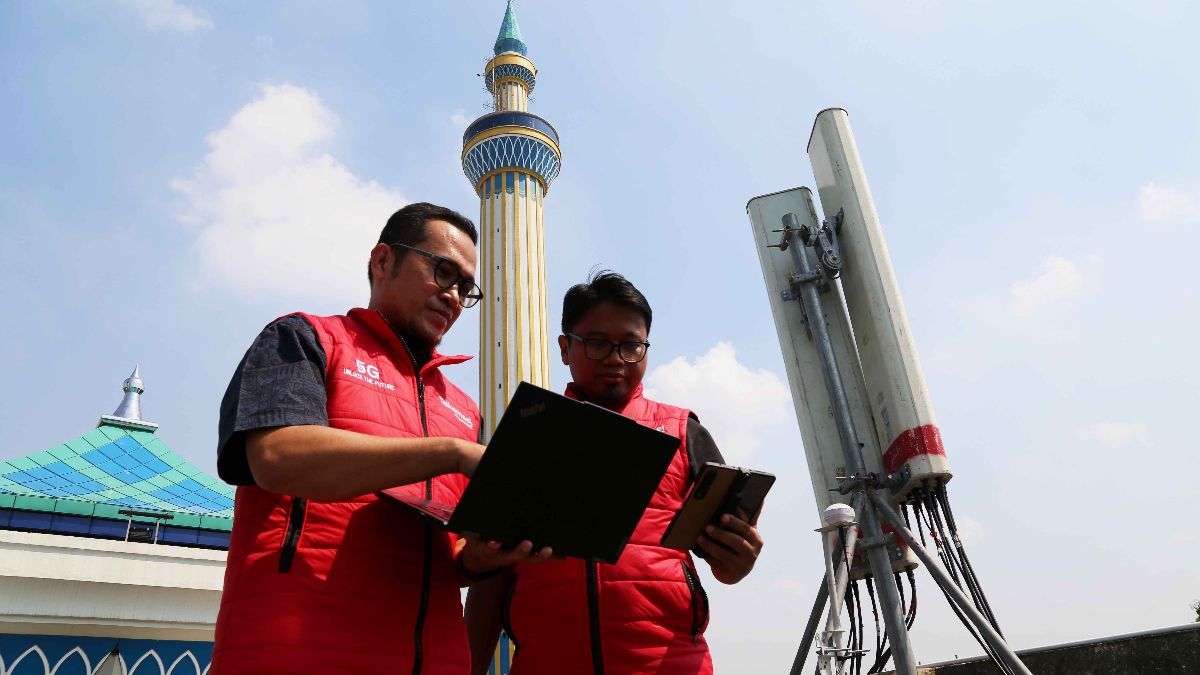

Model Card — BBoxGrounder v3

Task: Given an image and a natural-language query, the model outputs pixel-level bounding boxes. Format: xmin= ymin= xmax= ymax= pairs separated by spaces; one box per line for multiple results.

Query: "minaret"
xmin=463 ymin=0 xmax=562 ymax=436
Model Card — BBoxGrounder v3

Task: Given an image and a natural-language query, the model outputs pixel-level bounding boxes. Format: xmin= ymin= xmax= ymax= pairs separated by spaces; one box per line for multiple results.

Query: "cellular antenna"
xmin=747 ymin=109 xmax=1031 ymax=675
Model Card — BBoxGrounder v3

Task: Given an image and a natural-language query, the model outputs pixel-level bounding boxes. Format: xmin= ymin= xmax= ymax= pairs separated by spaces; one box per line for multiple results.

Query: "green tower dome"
xmin=493 ymin=0 xmax=527 ymax=56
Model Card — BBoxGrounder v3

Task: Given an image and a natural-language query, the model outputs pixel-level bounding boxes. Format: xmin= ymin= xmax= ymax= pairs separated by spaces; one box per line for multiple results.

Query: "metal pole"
xmin=825 ymin=494 xmax=864 ymax=634
xmin=819 ymin=530 xmax=844 ymax=675
xmin=870 ymin=491 xmax=1033 ymax=675
xmin=794 ymin=494 xmax=864 ymax=675
xmin=791 ymin=575 xmax=828 ymax=675
xmin=783 ymin=213 xmax=919 ymax=675
xmin=859 ymin=500 xmax=917 ymax=671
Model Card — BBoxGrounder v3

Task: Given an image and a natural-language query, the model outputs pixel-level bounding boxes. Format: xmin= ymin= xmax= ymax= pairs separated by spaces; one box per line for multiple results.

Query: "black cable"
xmin=923 ymin=489 xmax=964 ymax=587
xmin=930 ymin=486 xmax=1000 ymax=642
xmin=851 ymin=580 xmax=865 ymax=675
xmin=866 ymin=577 xmax=884 ymax=662
xmin=905 ymin=570 xmax=918 ymax=630
xmin=844 ymin=583 xmax=855 ymax=673
xmin=917 ymin=494 xmax=963 ymax=598
xmin=912 ymin=496 xmax=928 ymax=547
xmin=869 ymin=571 xmax=924 ymax=673
xmin=915 ymin=492 xmax=1012 ymax=673
xmin=935 ymin=482 xmax=1004 ymax=637
xmin=926 ymin=487 xmax=1001 ymax=654
xmin=926 ymin=484 xmax=1016 ymax=675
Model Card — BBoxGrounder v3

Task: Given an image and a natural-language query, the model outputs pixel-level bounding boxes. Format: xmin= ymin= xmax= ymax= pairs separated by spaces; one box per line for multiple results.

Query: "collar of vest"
xmin=563 ymin=382 xmax=645 ymax=415
xmin=347 ymin=307 xmax=473 ymax=374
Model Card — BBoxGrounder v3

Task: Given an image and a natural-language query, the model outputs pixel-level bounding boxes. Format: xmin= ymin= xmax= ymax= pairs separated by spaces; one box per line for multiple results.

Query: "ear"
xmin=558 ymin=334 xmax=571 ymax=366
xmin=369 ymin=243 xmax=392 ymax=284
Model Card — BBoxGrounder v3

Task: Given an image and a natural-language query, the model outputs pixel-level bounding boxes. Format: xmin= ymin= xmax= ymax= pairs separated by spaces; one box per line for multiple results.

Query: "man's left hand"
xmin=459 ymin=537 xmax=553 ymax=582
xmin=697 ymin=511 xmax=764 ymax=585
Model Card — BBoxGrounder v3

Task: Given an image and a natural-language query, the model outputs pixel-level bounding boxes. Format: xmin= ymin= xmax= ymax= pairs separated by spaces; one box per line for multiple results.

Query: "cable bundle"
xmin=905 ymin=480 xmax=1013 ymax=675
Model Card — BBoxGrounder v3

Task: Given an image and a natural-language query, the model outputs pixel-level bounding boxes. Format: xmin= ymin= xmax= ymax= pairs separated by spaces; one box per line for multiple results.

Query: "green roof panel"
xmin=1 ymin=421 xmax=234 ymax=523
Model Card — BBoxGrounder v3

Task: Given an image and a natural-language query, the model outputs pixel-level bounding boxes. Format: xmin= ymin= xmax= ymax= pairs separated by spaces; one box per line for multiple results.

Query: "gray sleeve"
xmin=686 ymin=415 xmax=726 ymax=485
xmin=216 ymin=315 xmax=328 ymax=486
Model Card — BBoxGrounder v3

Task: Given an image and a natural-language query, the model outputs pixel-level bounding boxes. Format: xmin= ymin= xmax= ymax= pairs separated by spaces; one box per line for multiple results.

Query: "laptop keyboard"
xmin=419 ymin=499 xmax=456 ymax=521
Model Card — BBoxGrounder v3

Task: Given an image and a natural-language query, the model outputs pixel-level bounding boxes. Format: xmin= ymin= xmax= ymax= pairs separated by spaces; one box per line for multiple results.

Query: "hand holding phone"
xmin=660 ymin=462 xmax=774 ymax=551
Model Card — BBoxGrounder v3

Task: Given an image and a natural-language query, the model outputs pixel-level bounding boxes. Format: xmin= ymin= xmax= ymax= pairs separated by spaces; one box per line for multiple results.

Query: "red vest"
xmin=212 ymin=309 xmax=480 ymax=674
xmin=505 ymin=386 xmax=713 ymax=675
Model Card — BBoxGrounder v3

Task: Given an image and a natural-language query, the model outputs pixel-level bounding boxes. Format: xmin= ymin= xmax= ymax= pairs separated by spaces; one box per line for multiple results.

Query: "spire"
xmin=493 ymin=0 xmax=527 ymax=56
xmin=99 ymin=365 xmax=158 ymax=431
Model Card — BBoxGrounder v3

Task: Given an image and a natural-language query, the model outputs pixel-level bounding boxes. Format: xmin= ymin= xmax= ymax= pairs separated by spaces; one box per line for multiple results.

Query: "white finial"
xmin=99 ymin=365 xmax=159 ymax=431
xmin=111 ymin=365 xmax=146 ymax=420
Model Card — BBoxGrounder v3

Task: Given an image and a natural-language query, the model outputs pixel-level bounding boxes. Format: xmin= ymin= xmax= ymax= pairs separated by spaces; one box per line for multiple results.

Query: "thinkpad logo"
xmin=519 ymin=403 xmax=546 ymax=418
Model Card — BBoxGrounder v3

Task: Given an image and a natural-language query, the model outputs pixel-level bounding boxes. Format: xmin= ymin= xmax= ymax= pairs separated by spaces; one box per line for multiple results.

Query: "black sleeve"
xmin=216 ymin=315 xmax=329 ymax=486
xmin=685 ymin=415 xmax=726 ymax=485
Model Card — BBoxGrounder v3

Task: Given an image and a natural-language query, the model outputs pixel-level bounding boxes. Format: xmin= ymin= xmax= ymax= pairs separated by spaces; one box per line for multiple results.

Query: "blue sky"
xmin=2 ymin=0 xmax=1199 ymax=669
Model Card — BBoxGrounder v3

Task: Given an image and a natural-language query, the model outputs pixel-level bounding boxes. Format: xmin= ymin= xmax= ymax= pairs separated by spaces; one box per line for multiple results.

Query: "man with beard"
xmin=466 ymin=271 xmax=766 ymax=675
xmin=212 ymin=202 xmax=548 ymax=674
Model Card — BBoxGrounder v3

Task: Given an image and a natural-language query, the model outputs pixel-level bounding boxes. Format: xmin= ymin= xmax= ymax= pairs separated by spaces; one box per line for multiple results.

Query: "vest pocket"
xmin=278 ymin=497 xmax=308 ymax=573
xmin=680 ymin=561 xmax=710 ymax=643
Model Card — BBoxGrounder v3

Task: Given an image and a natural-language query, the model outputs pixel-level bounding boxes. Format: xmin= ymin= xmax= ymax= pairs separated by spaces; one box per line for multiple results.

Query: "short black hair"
xmin=369 ymin=202 xmax=478 ymax=283
xmin=561 ymin=271 xmax=653 ymax=335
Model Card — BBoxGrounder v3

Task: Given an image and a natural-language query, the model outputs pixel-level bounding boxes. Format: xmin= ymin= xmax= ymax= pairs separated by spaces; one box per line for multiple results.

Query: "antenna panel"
xmin=746 ymin=188 xmax=886 ymax=512
xmin=807 ymin=109 xmax=951 ymax=498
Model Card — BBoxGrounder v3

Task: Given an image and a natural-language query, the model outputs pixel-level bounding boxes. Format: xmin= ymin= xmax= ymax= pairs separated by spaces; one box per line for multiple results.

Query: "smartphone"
xmin=660 ymin=462 xmax=775 ymax=551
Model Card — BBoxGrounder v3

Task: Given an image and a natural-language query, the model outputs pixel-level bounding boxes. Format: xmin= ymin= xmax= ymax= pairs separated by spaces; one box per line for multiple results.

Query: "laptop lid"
xmin=446 ymin=382 xmax=679 ymax=564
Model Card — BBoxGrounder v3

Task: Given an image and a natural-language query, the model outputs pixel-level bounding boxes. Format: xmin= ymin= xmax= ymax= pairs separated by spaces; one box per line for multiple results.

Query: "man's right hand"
xmin=455 ymin=440 xmax=487 ymax=477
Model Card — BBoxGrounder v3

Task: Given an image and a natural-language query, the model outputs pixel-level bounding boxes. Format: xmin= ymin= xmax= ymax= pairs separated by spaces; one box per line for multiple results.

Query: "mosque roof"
xmin=0 ymin=367 xmax=233 ymax=533
xmin=493 ymin=0 xmax=528 ymax=56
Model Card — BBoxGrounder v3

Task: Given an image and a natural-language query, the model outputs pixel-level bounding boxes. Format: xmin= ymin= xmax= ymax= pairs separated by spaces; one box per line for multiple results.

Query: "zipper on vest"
xmin=586 ymin=561 xmax=605 ymax=675
xmin=681 ymin=561 xmax=709 ymax=644
xmin=398 ymin=334 xmax=434 ymax=675
xmin=278 ymin=496 xmax=307 ymax=573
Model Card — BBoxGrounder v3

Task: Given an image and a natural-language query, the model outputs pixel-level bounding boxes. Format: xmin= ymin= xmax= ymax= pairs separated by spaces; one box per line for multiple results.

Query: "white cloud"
xmin=173 ymin=83 xmax=405 ymax=305
xmin=1139 ymin=181 xmax=1200 ymax=225
xmin=449 ymin=108 xmax=471 ymax=131
xmin=121 ymin=0 xmax=213 ymax=32
xmin=953 ymin=514 xmax=984 ymax=545
xmin=1078 ymin=421 xmax=1151 ymax=448
xmin=771 ymin=577 xmax=808 ymax=596
xmin=644 ymin=342 xmax=794 ymax=464
xmin=1010 ymin=255 xmax=1083 ymax=317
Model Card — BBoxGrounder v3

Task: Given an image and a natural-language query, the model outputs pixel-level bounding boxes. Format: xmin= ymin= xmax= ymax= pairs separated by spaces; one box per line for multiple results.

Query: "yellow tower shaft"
xmin=477 ymin=170 xmax=551 ymax=433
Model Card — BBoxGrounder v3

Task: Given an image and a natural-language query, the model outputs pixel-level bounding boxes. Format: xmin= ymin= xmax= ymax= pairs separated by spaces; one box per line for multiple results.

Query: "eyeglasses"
xmin=389 ymin=243 xmax=483 ymax=308
xmin=564 ymin=332 xmax=651 ymax=363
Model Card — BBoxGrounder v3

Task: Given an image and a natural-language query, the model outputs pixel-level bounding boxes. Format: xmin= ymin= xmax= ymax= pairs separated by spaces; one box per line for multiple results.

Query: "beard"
xmin=580 ymin=381 xmax=631 ymax=411
xmin=394 ymin=317 xmax=441 ymax=365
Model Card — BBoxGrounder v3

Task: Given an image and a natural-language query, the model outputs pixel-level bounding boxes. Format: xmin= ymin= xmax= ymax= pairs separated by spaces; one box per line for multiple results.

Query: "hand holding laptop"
xmin=459 ymin=537 xmax=555 ymax=580
xmin=383 ymin=383 xmax=679 ymax=564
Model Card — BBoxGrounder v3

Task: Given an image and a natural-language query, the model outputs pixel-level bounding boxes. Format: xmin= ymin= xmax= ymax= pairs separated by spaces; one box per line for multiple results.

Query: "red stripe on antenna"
xmin=882 ymin=424 xmax=946 ymax=474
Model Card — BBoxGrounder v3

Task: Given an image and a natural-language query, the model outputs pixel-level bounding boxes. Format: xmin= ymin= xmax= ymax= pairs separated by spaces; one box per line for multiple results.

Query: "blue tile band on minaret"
xmin=464 ymin=1 xmax=560 ymax=443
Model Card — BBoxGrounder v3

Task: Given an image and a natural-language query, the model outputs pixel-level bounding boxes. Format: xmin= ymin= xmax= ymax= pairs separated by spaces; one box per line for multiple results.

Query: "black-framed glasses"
xmin=389 ymin=243 xmax=483 ymax=308
xmin=564 ymin=332 xmax=651 ymax=363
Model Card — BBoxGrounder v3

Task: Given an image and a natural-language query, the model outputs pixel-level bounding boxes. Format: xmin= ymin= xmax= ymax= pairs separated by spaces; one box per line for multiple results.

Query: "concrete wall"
xmin=0 ymin=529 xmax=226 ymax=642
xmin=884 ymin=623 xmax=1200 ymax=675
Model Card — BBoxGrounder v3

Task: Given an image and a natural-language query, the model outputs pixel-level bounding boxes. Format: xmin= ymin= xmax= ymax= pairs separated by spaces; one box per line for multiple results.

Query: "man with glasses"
xmin=212 ymin=202 xmax=548 ymax=674
xmin=466 ymin=271 xmax=766 ymax=675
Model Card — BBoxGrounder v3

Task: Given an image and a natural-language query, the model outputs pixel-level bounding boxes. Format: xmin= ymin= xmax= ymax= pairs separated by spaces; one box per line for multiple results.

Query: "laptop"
xmin=381 ymin=382 xmax=680 ymax=563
